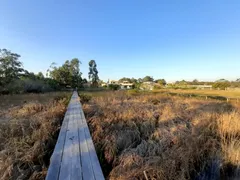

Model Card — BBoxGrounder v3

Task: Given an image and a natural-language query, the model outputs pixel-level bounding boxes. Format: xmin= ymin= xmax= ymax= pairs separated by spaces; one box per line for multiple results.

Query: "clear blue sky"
xmin=1 ymin=0 xmax=240 ymax=82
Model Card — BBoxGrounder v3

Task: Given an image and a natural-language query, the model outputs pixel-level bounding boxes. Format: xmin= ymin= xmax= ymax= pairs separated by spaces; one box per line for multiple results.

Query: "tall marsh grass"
xmin=82 ymin=91 xmax=240 ymax=179
xmin=0 ymin=92 xmax=71 ymax=180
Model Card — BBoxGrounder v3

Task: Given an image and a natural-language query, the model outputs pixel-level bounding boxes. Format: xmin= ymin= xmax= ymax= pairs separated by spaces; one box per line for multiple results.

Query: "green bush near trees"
xmin=79 ymin=93 xmax=92 ymax=104
xmin=0 ymin=48 xmax=100 ymax=94
xmin=47 ymin=58 xmax=82 ymax=88
xmin=0 ymin=48 xmax=62 ymax=94
xmin=108 ymin=84 xmax=120 ymax=90
xmin=212 ymin=82 xmax=231 ymax=90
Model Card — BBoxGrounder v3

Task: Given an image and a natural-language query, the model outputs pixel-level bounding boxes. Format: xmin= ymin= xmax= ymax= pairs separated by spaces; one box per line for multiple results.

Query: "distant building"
xmin=109 ymin=80 xmax=118 ymax=84
xmin=119 ymin=81 xmax=134 ymax=89
xmin=101 ymin=82 xmax=108 ymax=87
xmin=105 ymin=80 xmax=134 ymax=89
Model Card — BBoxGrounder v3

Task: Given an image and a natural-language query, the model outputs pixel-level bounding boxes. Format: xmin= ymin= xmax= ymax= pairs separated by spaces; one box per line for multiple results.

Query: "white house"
xmin=109 ymin=80 xmax=118 ymax=84
xmin=120 ymin=81 xmax=134 ymax=89
xmin=101 ymin=82 xmax=108 ymax=87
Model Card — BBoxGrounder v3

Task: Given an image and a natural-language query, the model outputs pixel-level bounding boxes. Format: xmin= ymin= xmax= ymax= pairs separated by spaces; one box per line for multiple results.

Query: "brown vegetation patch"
xmin=0 ymin=92 xmax=70 ymax=180
xmin=83 ymin=92 xmax=240 ymax=179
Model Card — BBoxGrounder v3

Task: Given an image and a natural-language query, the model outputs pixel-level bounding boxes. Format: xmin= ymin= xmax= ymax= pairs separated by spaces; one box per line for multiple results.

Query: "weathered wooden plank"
xmin=78 ymin=104 xmax=95 ymax=180
xmin=70 ymin=106 xmax=83 ymax=180
xmin=58 ymin=116 xmax=73 ymax=180
xmin=80 ymin=107 xmax=105 ymax=180
xmin=46 ymin=108 xmax=70 ymax=180
xmin=58 ymin=96 xmax=82 ymax=180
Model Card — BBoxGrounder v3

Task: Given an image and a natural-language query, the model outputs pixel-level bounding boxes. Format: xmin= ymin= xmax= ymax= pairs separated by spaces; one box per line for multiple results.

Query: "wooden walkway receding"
xmin=46 ymin=91 xmax=104 ymax=180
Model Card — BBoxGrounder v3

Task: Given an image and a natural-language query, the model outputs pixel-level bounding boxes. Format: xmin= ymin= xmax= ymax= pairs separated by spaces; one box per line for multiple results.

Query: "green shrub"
xmin=127 ymin=89 xmax=140 ymax=96
xmin=23 ymin=79 xmax=47 ymax=93
xmin=43 ymin=78 xmax=61 ymax=90
xmin=108 ymin=84 xmax=120 ymax=91
xmin=79 ymin=93 xmax=92 ymax=104
xmin=153 ymin=85 xmax=162 ymax=90
xmin=5 ymin=79 xmax=25 ymax=94
xmin=0 ymin=78 xmax=57 ymax=95
xmin=212 ymin=82 xmax=231 ymax=90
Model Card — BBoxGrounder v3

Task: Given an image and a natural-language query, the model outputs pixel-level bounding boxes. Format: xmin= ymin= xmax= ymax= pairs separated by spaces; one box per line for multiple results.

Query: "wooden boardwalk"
xmin=46 ymin=92 xmax=104 ymax=180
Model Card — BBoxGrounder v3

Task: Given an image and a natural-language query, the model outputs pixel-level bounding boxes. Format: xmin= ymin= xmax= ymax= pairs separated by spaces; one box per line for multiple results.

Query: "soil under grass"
xmin=82 ymin=91 xmax=240 ymax=180
xmin=0 ymin=92 xmax=71 ymax=180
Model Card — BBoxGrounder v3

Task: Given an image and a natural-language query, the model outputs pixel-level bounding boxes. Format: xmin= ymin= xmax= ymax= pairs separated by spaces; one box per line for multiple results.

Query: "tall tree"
xmin=48 ymin=59 xmax=82 ymax=87
xmin=0 ymin=49 xmax=24 ymax=85
xmin=143 ymin=76 xmax=154 ymax=82
xmin=70 ymin=58 xmax=82 ymax=87
xmin=138 ymin=78 xmax=143 ymax=83
xmin=36 ymin=72 xmax=44 ymax=79
xmin=88 ymin=60 xmax=99 ymax=86
xmin=82 ymin=78 xmax=88 ymax=84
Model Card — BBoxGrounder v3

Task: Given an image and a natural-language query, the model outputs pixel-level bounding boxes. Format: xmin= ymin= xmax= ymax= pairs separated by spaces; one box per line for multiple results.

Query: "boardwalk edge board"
xmin=46 ymin=91 xmax=104 ymax=180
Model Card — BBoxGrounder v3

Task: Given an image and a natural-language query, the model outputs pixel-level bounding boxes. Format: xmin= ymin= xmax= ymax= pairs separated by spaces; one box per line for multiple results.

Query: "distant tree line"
xmin=115 ymin=76 xmax=240 ymax=90
xmin=167 ymin=79 xmax=240 ymax=90
xmin=118 ymin=76 xmax=166 ymax=84
xmin=113 ymin=76 xmax=166 ymax=90
xmin=0 ymin=48 xmax=99 ymax=94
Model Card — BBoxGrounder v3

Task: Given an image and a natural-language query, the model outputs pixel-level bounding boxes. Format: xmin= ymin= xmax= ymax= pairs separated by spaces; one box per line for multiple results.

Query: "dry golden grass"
xmin=0 ymin=92 xmax=70 ymax=121
xmin=82 ymin=91 xmax=240 ymax=180
xmin=218 ymin=112 xmax=240 ymax=137
xmin=156 ymin=89 xmax=240 ymax=98
xmin=0 ymin=92 xmax=71 ymax=180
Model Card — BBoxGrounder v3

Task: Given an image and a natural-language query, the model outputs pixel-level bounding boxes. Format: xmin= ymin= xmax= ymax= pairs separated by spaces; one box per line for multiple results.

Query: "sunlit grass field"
xmin=155 ymin=89 xmax=240 ymax=98
xmin=0 ymin=92 xmax=71 ymax=180
xmin=2 ymin=89 xmax=238 ymax=179
xmin=81 ymin=90 xmax=240 ymax=179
